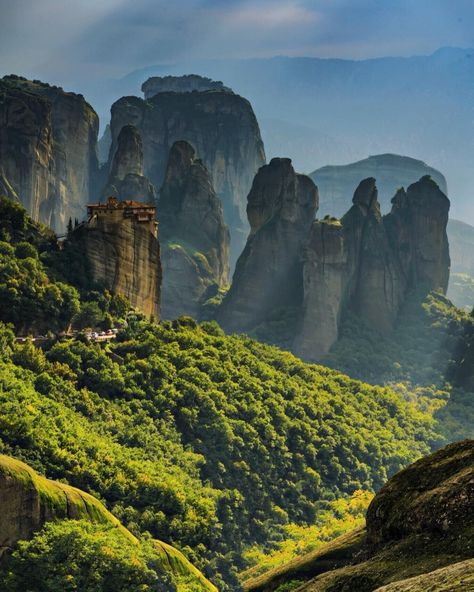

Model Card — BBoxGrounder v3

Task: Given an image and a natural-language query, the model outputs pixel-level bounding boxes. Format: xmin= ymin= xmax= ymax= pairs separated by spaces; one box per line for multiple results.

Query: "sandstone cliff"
xmin=109 ymin=83 xmax=265 ymax=265
xmin=103 ymin=124 xmax=156 ymax=203
xmin=0 ymin=75 xmax=99 ymax=232
xmin=218 ymin=158 xmax=318 ymax=332
xmin=74 ymin=198 xmax=161 ymax=319
xmin=244 ymin=439 xmax=474 ymax=592
xmin=158 ymin=140 xmax=230 ymax=319
xmin=311 ymin=153 xmax=447 ymax=217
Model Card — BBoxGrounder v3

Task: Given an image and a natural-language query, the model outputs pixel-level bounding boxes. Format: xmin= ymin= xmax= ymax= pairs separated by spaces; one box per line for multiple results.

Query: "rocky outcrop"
xmin=220 ymin=170 xmax=450 ymax=360
xmin=366 ymin=439 xmax=474 ymax=547
xmin=75 ymin=198 xmax=161 ymax=319
xmin=158 ymin=140 xmax=230 ymax=319
xmin=311 ymin=154 xmax=447 ymax=217
xmin=0 ymin=454 xmax=217 ymax=592
xmin=218 ymin=158 xmax=318 ymax=332
xmin=109 ymin=84 xmax=265 ymax=265
xmin=0 ymin=75 xmax=99 ymax=232
xmin=102 ymin=124 xmax=156 ymax=202
xmin=294 ymin=176 xmax=450 ymax=360
xmin=385 ymin=176 xmax=450 ymax=294
xmin=244 ymin=440 xmax=474 ymax=592
xmin=142 ymin=75 xmax=232 ymax=98
xmin=293 ymin=220 xmax=347 ymax=360
xmin=0 ymin=454 xmax=134 ymax=556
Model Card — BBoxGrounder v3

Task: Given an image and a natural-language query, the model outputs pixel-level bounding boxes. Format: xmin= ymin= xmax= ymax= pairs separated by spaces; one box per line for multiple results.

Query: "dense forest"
xmin=2 ymin=195 xmax=471 ymax=589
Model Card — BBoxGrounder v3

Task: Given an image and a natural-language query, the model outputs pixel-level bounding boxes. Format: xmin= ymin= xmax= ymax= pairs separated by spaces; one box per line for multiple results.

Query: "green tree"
xmin=1 ymin=520 xmax=175 ymax=592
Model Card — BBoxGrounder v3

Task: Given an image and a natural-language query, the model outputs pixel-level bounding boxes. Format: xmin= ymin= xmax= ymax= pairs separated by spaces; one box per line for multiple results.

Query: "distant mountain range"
xmin=89 ymin=47 xmax=473 ymax=224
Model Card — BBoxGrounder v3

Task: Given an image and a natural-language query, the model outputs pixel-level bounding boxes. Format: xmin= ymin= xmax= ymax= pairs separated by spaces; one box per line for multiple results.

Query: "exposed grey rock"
xmin=158 ymin=140 xmax=230 ymax=319
xmin=109 ymin=87 xmax=265 ymax=266
xmin=218 ymin=158 xmax=318 ymax=332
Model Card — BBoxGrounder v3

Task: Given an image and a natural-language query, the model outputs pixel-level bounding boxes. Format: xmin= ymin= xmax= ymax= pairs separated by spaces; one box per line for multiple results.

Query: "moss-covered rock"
xmin=244 ymin=440 xmax=474 ymax=592
xmin=0 ymin=455 xmax=216 ymax=592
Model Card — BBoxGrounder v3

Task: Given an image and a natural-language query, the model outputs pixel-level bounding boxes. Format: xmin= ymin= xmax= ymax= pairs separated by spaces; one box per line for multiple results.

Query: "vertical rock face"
xmin=343 ymin=178 xmax=404 ymax=332
xmin=0 ymin=76 xmax=99 ymax=232
xmin=293 ymin=220 xmax=347 ymax=360
xmin=76 ymin=198 xmax=161 ymax=318
xmin=386 ymin=176 xmax=450 ymax=293
xmin=109 ymin=84 xmax=265 ymax=265
xmin=103 ymin=124 xmax=156 ymax=202
xmin=294 ymin=176 xmax=451 ymax=361
xmin=218 ymin=158 xmax=318 ymax=332
xmin=158 ymin=140 xmax=230 ymax=319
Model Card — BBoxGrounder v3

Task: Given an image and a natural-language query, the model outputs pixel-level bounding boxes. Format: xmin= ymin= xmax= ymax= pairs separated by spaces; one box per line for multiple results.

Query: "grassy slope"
xmin=0 ymin=455 xmax=216 ymax=592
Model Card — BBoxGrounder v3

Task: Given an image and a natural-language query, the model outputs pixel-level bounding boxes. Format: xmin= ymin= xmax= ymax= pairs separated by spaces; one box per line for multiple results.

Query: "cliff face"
xmin=158 ymin=140 xmax=230 ymax=319
xmin=220 ymin=166 xmax=450 ymax=360
xmin=386 ymin=176 xmax=450 ymax=293
xmin=311 ymin=153 xmax=447 ymax=217
xmin=109 ymin=85 xmax=265 ymax=265
xmin=293 ymin=220 xmax=347 ymax=360
xmin=103 ymin=124 xmax=156 ymax=203
xmin=0 ymin=76 xmax=99 ymax=232
xmin=76 ymin=202 xmax=161 ymax=319
xmin=218 ymin=158 xmax=318 ymax=332
xmin=294 ymin=176 xmax=450 ymax=360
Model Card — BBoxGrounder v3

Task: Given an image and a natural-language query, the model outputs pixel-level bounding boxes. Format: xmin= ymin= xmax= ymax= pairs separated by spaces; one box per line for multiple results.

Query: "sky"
xmin=1 ymin=0 xmax=474 ymax=86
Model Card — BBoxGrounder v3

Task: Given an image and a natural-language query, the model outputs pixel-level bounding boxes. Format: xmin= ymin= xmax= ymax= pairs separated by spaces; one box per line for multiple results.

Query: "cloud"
xmin=0 ymin=0 xmax=473 ymax=85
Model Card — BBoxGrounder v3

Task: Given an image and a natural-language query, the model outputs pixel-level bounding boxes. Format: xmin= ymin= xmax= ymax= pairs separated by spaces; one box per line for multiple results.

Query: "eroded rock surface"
xmin=218 ymin=158 xmax=318 ymax=332
xmin=294 ymin=176 xmax=450 ymax=360
xmin=0 ymin=75 xmax=99 ymax=232
xmin=142 ymin=74 xmax=232 ymax=98
xmin=158 ymin=140 xmax=230 ymax=319
xmin=109 ymin=86 xmax=265 ymax=265
xmin=103 ymin=124 xmax=156 ymax=203
xmin=75 ymin=198 xmax=161 ymax=319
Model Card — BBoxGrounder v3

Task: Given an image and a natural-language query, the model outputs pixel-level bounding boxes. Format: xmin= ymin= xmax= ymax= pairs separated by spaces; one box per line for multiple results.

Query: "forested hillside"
xmin=0 ymin=195 xmax=453 ymax=589
xmin=1 ymin=194 xmax=473 ymax=590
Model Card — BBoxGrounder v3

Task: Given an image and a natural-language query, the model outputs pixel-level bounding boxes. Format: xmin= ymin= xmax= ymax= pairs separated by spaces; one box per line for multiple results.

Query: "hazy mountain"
xmin=94 ymin=47 xmax=474 ymax=224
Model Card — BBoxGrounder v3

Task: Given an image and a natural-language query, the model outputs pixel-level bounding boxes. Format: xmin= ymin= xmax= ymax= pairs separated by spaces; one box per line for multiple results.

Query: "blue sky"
xmin=1 ymin=0 xmax=473 ymax=84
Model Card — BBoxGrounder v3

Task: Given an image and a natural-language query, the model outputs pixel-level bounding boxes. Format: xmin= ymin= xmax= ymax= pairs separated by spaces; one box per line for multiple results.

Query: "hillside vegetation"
xmin=0 ymin=194 xmax=471 ymax=589
xmin=0 ymin=456 xmax=215 ymax=592
xmin=244 ymin=440 xmax=474 ymax=592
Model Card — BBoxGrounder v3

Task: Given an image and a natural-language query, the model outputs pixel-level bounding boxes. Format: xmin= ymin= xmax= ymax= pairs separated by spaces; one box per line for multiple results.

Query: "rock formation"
xmin=109 ymin=80 xmax=265 ymax=265
xmin=218 ymin=158 xmax=318 ymax=332
xmin=294 ymin=176 xmax=450 ymax=360
xmin=244 ymin=439 xmax=474 ymax=592
xmin=0 ymin=454 xmax=217 ymax=592
xmin=158 ymin=140 xmax=230 ymax=319
xmin=142 ymin=74 xmax=232 ymax=98
xmin=293 ymin=220 xmax=347 ymax=361
xmin=102 ymin=124 xmax=156 ymax=203
xmin=75 ymin=197 xmax=161 ymax=319
xmin=311 ymin=153 xmax=447 ymax=217
xmin=0 ymin=75 xmax=99 ymax=232
xmin=218 ymin=163 xmax=450 ymax=360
